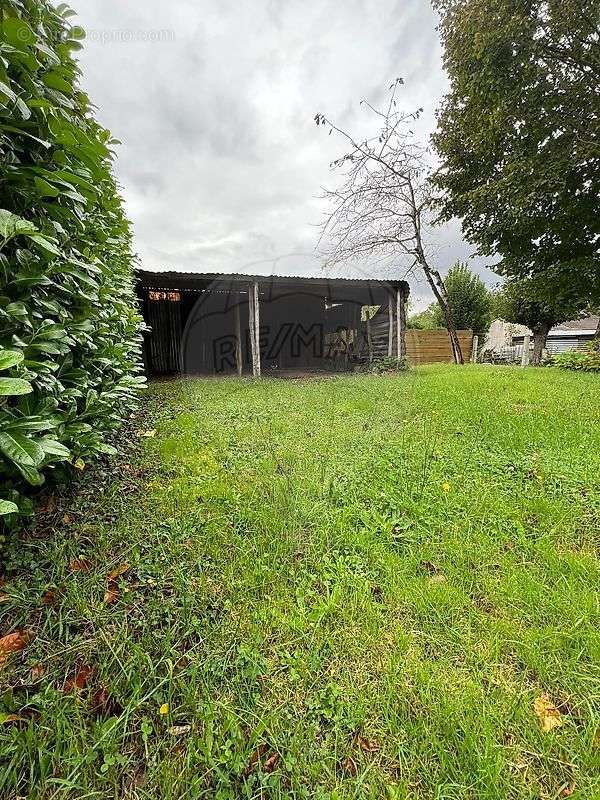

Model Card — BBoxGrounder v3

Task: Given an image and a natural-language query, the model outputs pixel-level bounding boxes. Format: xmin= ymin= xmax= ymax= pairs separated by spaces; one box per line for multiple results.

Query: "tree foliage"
xmin=407 ymin=304 xmax=439 ymax=330
xmin=428 ymin=262 xmax=492 ymax=339
xmin=432 ymin=0 xmax=600 ymax=307
xmin=493 ymin=276 xmax=583 ymax=364
xmin=0 ymin=1 xmax=144 ymax=520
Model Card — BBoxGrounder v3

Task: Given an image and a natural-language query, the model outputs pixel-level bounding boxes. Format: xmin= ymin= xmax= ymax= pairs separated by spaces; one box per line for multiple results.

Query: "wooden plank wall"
xmin=405 ymin=329 xmax=473 ymax=364
xmin=369 ymin=314 xmax=472 ymax=364
xmin=146 ymin=299 xmax=182 ymax=374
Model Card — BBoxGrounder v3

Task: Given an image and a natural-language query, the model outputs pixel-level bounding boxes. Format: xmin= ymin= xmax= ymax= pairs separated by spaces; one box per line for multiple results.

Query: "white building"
xmin=484 ymin=316 xmax=599 ymax=357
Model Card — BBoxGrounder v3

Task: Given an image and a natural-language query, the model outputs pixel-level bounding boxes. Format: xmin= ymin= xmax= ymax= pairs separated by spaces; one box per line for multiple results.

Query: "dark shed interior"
xmin=136 ymin=270 xmax=409 ymax=376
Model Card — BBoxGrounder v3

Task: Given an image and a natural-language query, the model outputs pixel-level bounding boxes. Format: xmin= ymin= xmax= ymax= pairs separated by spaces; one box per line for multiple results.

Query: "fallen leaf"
xmin=342 ymin=756 xmax=358 ymax=776
xmin=91 ymin=686 xmax=121 ymax=717
xmin=355 ymin=733 xmax=380 ymax=753
xmin=159 ymin=703 xmax=169 ymax=715
xmin=30 ymin=663 xmax=45 ymax=681
xmin=138 ymin=430 xmax=156 ymax=438
xmin=62 ymin=513 xmax=72 ymax=524
xmin=0 ymin=713 xmax=27 ymax=725
xmin=167 ymin=724 xmax=191 ymax=736
xmin=39 ymin=495 xmax=57 ymax=514
xmin=104 ymin=586 xmax=119 ymax=604
xmin=128 ymin=769 xmax=146 ymax=790
xmin=106 ymin=563 xmax=129 ymax=581
xmin=244 ymin=743 xmax=269 ymax=775
xmin=41 ymin=588 xmax=58 ymax=605
xmin=533 ymin=693 xmax=563 ymax=733
xmin=560 ymin=784 xmax=576 ymax=797
xmin=0 ymin=630 xmax=34 ymax=665
xmin=370 ymin=584 xmax=383 ymax=602
xmin=263 ymin=752 xmax=280 ymax=773
xmin=70 ymin=557 xmax=92 ymax=572
xmin=63 ymin=664 xmax=94 ymax=692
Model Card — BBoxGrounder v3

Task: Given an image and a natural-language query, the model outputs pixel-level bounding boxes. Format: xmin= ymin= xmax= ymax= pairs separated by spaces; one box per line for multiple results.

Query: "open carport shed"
xmin=136 ymin=270 xmax=410 ymax=376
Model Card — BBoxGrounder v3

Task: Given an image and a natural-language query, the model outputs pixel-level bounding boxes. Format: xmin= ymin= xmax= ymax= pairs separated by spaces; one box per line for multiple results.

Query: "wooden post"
xmin=395 ymin=290 xmax=400 ymax=359
xmin=397 ymin=289 xmax=406 ymax=359
xmin=365 ymin=308 xmax=373 ymax=364
xmin=400 ymin=295 xmax=407 ymax=358
xmin=387 ymin=294 xmax=394 ymax=357
xmin=252 ymin=280 xmax=261 ymax=378
xmin=248 ymin=283 xmax=256 ymax=376
xmin=234 ymin=301 xmax=243 ymax=376
xmin=471 ymin=334 xmax=479 ymax=364
xmin=521 ymin=333 xmax=530 ymax=367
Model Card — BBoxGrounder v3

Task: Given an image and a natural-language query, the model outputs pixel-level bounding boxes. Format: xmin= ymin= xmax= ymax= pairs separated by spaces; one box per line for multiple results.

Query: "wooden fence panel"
xmin=368 ymin=312 xmax=473 ymax=364
xmin=405 ymin=329 xmax=473 ymax=364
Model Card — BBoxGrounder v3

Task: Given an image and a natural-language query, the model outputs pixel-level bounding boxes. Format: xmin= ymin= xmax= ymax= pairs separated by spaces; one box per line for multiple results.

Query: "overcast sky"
xmin=73 ymin=0 xmax=497 ymax=309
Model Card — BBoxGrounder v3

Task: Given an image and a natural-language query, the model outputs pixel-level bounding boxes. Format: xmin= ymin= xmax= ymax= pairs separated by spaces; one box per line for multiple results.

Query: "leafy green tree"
xmin=432 ymin=0 xmax=600 ymax=307
xmin=494 ymin=277 xmax=583 ymax=364
xmin=407 ymin=304 xmax=440 ymax=330
xmin=0 ymin=1 xmax=143 ymax=520
xmin=429 ymin=262 xmax=492 ymax=339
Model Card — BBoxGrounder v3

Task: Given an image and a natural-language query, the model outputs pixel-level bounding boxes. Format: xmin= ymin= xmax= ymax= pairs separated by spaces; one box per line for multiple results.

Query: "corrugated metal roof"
xmin=136 ymin=268 xmax=408 ymax=287
xmin=552 ymin=316 xmax=599 ymax=333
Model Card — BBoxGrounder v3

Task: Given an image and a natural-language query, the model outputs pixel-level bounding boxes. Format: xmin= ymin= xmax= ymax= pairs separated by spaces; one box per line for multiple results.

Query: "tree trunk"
xmin=418 ymin=255 xmax=464 ymax=364
xmin=531 ymin=324 xmax=550 ymax=366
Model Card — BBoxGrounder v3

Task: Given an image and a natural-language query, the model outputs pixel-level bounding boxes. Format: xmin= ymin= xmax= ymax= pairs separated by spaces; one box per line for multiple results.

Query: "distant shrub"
xmin=0 ymin=1 xmax=144 ymax=524
xmin=369 ymin=357 xmax=409 ymax=374
xmin=552 ymin=342 xmax=600 ymax=372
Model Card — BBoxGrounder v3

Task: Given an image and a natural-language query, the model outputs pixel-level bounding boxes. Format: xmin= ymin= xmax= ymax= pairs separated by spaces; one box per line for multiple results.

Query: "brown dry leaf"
xmin=39 ymin=494 xmax=57 ymax=514
xmin=41 ymin=588 xmax=58 ymax=606
xmin=167 ymin=724 xmax=191 ymax=736
xmin=371 ymin=584 xmax=383 ymax=602
xmin=70 ymin=557 xmax=92 ymax=572
xmin=355 ymin=734 xmax=380 ymax=753
xmin=63 ymin=664 xmax=94 ymax=692
xmin=533 ymin=693 xmax=563 ymax=733
xmin=91 ymin=687 xmax=121 ymax=717
xmin=106 ymin=563 xmax=129 ymax=581
xmin=263 ymin=753 xmax=280 ymax=773
xmin=244 ymin=743 xmax=269 ymax=775
xmin=560 ymin=784 xmax=576 ymax=798
xmin=30 ymin=663 xmax=45 ymax=682
xmin=1 ymin=713 xmax=26 ymax=725
xmin=342 ymin=756 xmax=358 ymax=776
xmin=0 ymin=630 xmax=34 ymax=665
xmin=62 ymin=513 xmax=72 ymax=524
xmin=104 ymin=586 xmax=119 ymax=605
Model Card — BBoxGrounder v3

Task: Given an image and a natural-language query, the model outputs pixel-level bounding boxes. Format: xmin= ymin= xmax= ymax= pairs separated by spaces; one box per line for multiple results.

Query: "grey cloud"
xmin=74 ymin=0 xmax=495 ymax=309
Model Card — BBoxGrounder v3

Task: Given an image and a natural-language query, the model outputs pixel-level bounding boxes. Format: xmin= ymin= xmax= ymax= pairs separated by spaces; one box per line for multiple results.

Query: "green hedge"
xmin=0 ymin=1 xmax=144 ymax=523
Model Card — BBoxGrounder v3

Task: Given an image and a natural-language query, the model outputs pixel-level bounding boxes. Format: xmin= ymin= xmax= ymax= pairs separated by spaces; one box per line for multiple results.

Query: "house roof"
xmin=135 ymin=269 xmax=409 ymax=305
xmin=551 ymin=316 xmax=599 ymax=334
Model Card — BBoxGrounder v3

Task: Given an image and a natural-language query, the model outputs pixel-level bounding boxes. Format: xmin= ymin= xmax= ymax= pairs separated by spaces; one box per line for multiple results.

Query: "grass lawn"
xmin=1 ymin=365 xmax=599 ymax=799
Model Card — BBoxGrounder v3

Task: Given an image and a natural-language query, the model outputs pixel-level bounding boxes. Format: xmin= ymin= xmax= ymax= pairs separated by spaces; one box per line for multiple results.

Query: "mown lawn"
xmin=1 ymin=365 xmax=599 ymax=800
